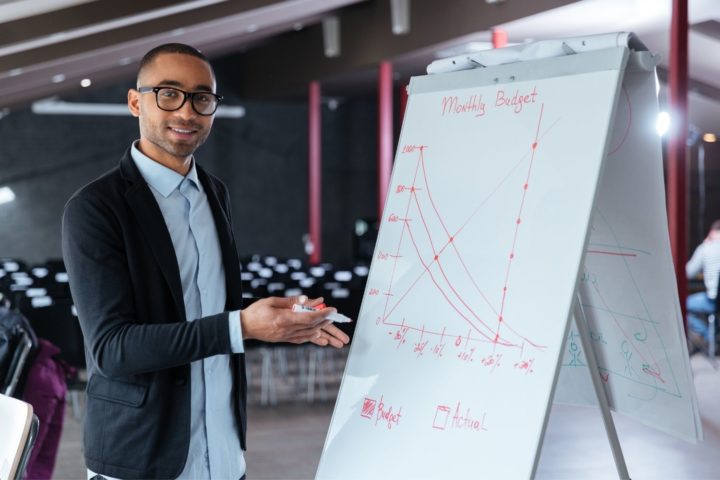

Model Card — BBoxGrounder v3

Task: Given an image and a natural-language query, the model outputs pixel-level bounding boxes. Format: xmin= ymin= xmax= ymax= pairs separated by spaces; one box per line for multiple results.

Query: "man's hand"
xmin=241 ymin=295 xmax=350 ymax=348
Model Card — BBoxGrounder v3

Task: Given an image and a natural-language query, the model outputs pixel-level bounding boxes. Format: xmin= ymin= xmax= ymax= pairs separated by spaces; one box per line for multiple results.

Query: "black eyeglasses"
xmin=137 ymin=86 xmax=223 ymax=116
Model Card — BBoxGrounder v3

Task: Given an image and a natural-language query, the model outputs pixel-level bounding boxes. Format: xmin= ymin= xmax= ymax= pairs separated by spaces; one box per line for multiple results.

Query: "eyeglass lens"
xmin=156 ymin=88 xmax=218 ymax=115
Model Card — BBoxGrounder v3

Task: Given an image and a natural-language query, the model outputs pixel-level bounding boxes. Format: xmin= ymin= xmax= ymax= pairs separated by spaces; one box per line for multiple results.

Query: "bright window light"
xmin=656 ymin=111 xmax=670 ymax=137
xmin=0 ymin=186 xmax=15 ymax=205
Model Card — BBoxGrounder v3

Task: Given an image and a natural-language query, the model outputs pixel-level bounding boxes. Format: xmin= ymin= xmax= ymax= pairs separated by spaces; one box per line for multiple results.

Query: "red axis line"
xmin=385 ymin=319 xmax=500 ymax=346
xmin=494 ymin=103 xmax=545 ymax=345
xmin=383 ymin=147 xmax=426 ymax=318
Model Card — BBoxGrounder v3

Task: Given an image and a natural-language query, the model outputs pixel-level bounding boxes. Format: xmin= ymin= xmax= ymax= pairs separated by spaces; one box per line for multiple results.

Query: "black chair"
xmin=20 ymin=298 xmax=85 ymax=369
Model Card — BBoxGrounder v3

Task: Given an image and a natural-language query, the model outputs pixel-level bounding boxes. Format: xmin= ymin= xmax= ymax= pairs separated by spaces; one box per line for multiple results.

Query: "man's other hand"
xmin=241 ymin=295 xmax=350 ymax=348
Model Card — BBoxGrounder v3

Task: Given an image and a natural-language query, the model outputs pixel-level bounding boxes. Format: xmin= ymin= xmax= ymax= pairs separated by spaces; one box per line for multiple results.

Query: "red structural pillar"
xmin=667 ymin=0 xmax=688 ymax=322
xmin=492 ymin=28 xmax=508 ymax=49
xmin=378 ymin=61 xmax=394 ymax=220
xmin=308 ymin=81 xmax=322 ymax=264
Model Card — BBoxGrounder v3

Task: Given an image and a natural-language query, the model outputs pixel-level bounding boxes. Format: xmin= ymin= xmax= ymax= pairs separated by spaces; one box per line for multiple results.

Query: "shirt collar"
xmin=130 ymin=140 xmax=200 ymax=197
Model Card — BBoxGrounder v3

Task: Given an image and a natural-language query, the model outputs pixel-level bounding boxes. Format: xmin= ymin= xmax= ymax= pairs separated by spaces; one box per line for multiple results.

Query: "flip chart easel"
xmin=316 ymin=33 xmax=701 ymax=480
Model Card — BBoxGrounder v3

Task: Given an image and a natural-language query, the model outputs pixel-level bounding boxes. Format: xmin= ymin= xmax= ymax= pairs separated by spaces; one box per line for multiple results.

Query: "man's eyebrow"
xmin=156 ymin=79 xmax=215 ymax=92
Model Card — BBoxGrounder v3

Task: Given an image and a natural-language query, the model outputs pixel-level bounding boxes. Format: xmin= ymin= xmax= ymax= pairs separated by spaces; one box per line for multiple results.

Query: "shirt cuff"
xmin=228 ymin=310 xmax=245 ymax=354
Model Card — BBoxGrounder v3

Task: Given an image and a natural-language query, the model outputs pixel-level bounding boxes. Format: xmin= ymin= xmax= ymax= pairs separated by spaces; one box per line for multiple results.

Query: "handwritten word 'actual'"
xmin=495 ymin=86 xmax=538 ymax=114
xmin=441 ymin=94 xmax=486 ymax=117
xmin=433 ymin=402 xmax=487 ymax=432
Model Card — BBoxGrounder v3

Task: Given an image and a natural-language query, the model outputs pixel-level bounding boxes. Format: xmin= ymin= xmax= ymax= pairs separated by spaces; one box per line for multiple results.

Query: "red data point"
xmin=523 ymin=183 xmax=528 ymax=190
xmin=509 ymin=253 xmax=514 ymax=259
xmin=449 ymin=237 xmax=454 ymax=242
xmin=532 ymin=142 xmax=538 ymax=150
xmin=516 ymin=218 xmax=521 ymax=224
xmin=434 ymin=255 xmax=439 ymax=261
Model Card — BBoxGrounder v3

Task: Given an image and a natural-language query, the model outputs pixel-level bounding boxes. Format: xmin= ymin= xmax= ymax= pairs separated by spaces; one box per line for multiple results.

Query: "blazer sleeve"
xmin=62 ymin=193 xmax=233 ymax=378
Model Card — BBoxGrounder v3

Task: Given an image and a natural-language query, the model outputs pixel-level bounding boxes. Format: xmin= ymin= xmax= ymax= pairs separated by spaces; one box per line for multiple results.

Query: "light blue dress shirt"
xmin=89 ymin=142 xmax=246 ymax=480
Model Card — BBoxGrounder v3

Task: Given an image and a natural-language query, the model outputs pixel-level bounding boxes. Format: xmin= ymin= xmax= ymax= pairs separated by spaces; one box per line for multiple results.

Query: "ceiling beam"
xmin=235 ymin=0 xmax=577 ymax=98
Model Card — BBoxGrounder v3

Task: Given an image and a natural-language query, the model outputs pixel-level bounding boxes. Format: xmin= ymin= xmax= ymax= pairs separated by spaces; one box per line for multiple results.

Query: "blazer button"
xmin=175 ymin=376 xmax=187 ymax=386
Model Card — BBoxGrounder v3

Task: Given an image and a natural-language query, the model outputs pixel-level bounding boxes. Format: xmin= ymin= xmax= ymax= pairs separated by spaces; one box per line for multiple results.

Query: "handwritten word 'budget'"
xmin=495 ymin=86 xmax=538 ymax=114
xmin=360 ymin=395 xmax=403 ymax=430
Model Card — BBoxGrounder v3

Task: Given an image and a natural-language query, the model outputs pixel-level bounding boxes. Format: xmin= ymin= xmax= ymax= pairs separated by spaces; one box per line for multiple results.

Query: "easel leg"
xmin=573 ymin=295 xmax=631 ymax=480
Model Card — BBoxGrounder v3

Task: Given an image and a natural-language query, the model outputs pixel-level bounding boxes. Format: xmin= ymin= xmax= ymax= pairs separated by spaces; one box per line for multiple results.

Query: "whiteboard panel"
xmin=555 ymin=57 xmax=702 ymax=442
xmin=317 ymin=59 xmax=624 ymax=479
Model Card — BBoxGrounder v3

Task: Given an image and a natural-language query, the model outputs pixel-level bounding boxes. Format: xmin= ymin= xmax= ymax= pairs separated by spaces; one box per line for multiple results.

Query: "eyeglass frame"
xmin=136 ymin=86 xmax=223 ymax=116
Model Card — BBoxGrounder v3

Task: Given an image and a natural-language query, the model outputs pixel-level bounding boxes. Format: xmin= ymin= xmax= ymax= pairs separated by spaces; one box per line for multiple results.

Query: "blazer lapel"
xmin=120 ymin=152 xmax=187 ymax=321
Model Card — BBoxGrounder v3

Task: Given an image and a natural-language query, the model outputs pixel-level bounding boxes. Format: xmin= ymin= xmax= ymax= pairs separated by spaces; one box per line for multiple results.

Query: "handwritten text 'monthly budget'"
xmin=440 ymin=86 xmax=539 ymax=116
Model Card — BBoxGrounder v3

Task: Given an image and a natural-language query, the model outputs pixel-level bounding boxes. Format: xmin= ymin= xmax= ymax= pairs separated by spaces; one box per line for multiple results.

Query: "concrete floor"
xmin=52 ymin=353 xmax=720 ymax=480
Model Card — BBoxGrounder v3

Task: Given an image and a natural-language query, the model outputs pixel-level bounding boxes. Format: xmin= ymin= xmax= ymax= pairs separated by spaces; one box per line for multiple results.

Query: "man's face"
xmin=128 ymin=53 xmax=216 ymax=166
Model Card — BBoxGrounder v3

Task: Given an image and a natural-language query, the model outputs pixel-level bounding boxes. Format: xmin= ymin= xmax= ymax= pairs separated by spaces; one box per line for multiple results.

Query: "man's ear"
xmin=128 ymin=89 xmax=140 ymax=117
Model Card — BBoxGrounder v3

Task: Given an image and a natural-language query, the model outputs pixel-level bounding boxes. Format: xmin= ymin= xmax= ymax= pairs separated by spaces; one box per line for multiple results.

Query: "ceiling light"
xmin=51 ymin=74 xmax=66 ymax=83
xmin=390 ymin=0 xmax=410 ymax=35
xmin=293 ymin=22 xmax=304 ymax=31
xmin=0 ymin=187 xmax=16 ymax=205
xmin=322 ymin=17 xmax=341 ymax=58
xmin=246 ymin=24 xmax=258 ymax=33
xmin=703 ymin=133 xmax=717 ymax=143
xmin=9 ymin=68 xmax=22 ymax=76
xmin=80 ymin=78 xmax=92 ymax=87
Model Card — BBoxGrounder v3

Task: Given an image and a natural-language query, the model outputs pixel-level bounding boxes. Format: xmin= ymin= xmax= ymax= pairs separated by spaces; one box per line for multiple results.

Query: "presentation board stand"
xmin=572 ymin=296 xmax=629 ymax=479
xmin=317 ymin=33 xmax=701 ymax=480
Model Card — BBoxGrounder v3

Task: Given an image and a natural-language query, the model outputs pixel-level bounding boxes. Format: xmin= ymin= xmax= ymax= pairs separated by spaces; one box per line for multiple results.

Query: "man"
xmin=62 ymin=43 xmax=349 ymax=480
xmin=686 ymin=220 xmax=720 ymax=353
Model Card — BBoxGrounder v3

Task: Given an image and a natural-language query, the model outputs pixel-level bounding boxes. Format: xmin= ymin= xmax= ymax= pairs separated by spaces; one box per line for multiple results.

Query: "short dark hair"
xmin=137 ymin=43 xmax=212 ymax=84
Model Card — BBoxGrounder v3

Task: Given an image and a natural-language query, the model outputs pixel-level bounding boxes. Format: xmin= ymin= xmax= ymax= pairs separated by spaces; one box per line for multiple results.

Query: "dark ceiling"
xmin=0 ymin=0 xmax=719 ymax=134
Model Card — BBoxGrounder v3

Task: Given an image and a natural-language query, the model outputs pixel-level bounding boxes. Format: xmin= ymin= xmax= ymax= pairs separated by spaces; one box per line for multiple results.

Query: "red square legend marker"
xmin=433 ymin=405 xmax=451 ymax=430
xmin=361 ymin=397 xmax=376 ymax=419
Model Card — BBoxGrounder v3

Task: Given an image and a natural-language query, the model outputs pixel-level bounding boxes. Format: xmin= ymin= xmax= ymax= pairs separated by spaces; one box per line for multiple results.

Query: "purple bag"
xmin=22 ymin=338 xmax=73 ymax=480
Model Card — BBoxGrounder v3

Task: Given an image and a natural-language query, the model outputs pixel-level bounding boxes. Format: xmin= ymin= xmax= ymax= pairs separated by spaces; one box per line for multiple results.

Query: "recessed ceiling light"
xmin=80 ymin=78 xmax=92 ymax=87
xmin=247 ymin=24 xmax=258 ymax=33
xmin=703 ymin=133 xmax=717 ymax=143
xmin=51 ymin=74 xmax=66 ymax=83
xmin=293 ymin=22 xmax=303 ymax=31
xmin=9 ymin=68 xmax=23 ymax=76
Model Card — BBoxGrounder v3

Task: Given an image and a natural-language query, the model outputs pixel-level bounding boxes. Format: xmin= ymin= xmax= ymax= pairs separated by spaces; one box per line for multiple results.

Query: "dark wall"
xmin=0 ymin=79 xmax=378 ymax=265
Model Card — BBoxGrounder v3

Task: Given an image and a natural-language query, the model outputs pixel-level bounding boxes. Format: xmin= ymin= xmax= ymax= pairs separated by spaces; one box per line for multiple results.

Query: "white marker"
xmin=292 ymin=303 xmax=353 ymax=323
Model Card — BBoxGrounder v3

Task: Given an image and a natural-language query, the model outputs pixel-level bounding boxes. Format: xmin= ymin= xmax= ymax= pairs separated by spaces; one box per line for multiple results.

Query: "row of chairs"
xmin=2 ymin=255 xmax=370 ymax=405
